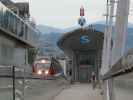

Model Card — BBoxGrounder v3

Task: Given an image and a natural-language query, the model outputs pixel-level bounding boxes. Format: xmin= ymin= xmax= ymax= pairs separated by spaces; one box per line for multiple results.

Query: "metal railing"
xmin=101 ymin=49 xmax=133 ymax=100
xmin=102 ymin=49 xmax=133 ymax=80
xmin=0 ymin=65 xmax=37 ymax=100
xmin=0 ymin=65 xmax=66 ymax=100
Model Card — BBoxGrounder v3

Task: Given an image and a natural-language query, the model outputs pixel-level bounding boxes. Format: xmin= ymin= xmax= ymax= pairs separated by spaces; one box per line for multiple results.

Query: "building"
xmin=14 ymin=2 xmax=30 ymax=19
xmin=0 ymin=1 xmax=38 ymax=68
xmin=58 ymin=27 xmax=104 ymax=82
xmin=0 ymin=0 xmax=29 ymax=19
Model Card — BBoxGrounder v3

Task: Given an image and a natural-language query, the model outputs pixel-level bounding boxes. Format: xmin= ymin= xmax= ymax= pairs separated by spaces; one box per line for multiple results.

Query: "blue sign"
xmin=78 ymin=17 xmax=86 ymax=27
xmin=80 ymin=35 xmax=90 ymax=44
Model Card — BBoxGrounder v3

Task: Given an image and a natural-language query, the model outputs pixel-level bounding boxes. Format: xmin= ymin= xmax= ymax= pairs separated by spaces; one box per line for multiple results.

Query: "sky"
xmin=12 ymin=0 xmax=133 ymax=29
xmin=30 ymin=0 xmax=106 ymax=28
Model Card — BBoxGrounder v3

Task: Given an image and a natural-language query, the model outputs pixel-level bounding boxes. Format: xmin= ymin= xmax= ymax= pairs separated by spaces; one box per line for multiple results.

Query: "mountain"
xmin=63 ymin=26 xmax=80 ymax=33
xmin=92 ymin=22 xmax=133 ymax=52
xmin=93 ymin=20 xmax=133 ymax=28
xmin=37 ymin=22 xmax=133 ymax=56
xmin=37 ymin=25 xmax=65 ymax=56
xmin=37 ymin=25 xmax=64 ymax=34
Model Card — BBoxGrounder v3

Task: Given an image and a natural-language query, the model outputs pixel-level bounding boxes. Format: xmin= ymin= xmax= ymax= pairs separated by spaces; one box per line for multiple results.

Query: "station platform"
xmin=53 ymin=83 xmax=103 ymax=100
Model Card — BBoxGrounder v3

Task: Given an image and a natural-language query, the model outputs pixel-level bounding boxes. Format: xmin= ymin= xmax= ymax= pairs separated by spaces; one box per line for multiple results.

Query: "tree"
xmin=28 ymin=48 xmax=38 ymax=65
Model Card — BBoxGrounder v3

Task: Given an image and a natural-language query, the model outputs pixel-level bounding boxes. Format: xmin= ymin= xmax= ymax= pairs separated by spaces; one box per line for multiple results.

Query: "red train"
xmin=32 ymin=57 xmax=63 ymax=79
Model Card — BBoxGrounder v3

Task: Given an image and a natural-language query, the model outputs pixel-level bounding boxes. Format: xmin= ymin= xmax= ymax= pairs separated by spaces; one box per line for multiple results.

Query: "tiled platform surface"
xmin=53 ymin=83 xmax=103 ymax=100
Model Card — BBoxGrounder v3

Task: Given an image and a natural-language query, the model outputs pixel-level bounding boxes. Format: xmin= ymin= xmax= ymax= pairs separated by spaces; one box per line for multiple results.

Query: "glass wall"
xmin=0 ymin=35 xmax=15 ymax=65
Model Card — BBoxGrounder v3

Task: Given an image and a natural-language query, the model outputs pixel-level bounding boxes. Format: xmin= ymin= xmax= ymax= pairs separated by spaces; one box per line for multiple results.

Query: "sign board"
xmin=80 ymin=35 xmax=90 ymax=44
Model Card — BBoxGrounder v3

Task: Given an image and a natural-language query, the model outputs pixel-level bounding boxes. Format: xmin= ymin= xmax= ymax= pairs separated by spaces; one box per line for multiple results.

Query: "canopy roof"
xmin=58 ymin=28 xmax=104 ymax=54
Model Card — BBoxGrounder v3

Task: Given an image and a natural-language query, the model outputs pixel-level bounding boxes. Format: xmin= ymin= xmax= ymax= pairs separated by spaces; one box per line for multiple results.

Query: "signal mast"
xmin=78 ymin=6 xmax=86 ymax=27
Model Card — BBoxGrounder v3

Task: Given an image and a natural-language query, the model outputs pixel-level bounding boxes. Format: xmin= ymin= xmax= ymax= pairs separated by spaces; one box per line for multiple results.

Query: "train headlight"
xmin=37 ymin=70 xmax=42 ymax=75
xmin=45 ymin=70 xmax=49 ymax=75
xmin=41 ymin=59 xmax=46 ymax=63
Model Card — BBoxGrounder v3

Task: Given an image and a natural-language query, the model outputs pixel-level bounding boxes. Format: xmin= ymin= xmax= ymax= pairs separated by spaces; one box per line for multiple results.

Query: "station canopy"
xmin=58 ymin=28 xmax=104 ymax=55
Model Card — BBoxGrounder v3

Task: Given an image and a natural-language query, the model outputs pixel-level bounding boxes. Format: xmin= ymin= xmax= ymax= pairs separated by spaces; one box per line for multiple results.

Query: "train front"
xmin=32 ymin=58 xmax=52 ymax=79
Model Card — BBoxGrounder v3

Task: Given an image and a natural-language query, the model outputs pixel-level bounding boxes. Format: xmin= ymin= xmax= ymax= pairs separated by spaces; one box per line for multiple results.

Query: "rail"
xmin=101 ymin=49 xmax=133 ymax=100
xmin=102 ymin=49 xmax=133 ymax=80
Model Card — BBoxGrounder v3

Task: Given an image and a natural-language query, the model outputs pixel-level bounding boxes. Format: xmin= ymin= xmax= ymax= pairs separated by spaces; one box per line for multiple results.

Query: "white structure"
xmin=58 ymin=59 xmax=67 ymax=76
xmin=101 ymin=0 xmax=130 ymax=100
xmin=101 ymin=0 xmax=115 ymax=75
xmin=111 ymin=0 xmax=130 ymax=65
xmin=101 ymin=0 xmax=130 ymax=75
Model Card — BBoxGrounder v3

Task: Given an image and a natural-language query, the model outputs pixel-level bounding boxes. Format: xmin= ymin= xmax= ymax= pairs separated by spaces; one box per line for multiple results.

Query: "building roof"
xmin=58 ymin=28 xmax=104 ymax=55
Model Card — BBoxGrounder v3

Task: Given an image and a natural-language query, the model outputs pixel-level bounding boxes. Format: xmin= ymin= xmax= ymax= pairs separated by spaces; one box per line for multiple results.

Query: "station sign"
xmin=80 ymin=35 xmax=90 ymax=44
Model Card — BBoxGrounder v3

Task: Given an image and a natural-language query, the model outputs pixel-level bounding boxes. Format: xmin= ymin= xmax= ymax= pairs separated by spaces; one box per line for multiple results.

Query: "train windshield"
xmin=36 ymin=61 xmax=51 ymax=68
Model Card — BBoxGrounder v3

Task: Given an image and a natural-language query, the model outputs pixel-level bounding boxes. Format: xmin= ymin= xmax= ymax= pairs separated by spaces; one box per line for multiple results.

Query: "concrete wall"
xmin=0 ymin=34 xmax=26 ymax=66
xmin=13 ymin=47 xmax=26 ymax=65
xmin=0 ymin=34 xmax=15 ymax=65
